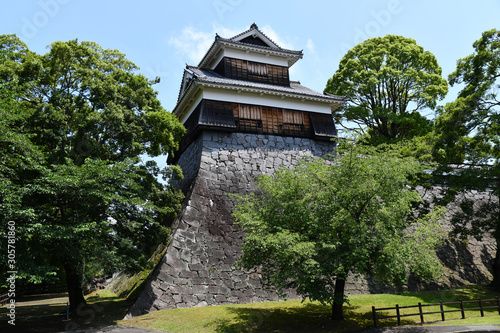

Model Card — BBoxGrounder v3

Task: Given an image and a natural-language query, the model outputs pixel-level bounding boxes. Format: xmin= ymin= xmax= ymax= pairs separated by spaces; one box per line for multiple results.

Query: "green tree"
xmin=0 ymin=35 xmax=186 ymax=312
xmin=433 ymin=29 xmax=500 ymax=288
xmin=233 ymin=142 xmax=446 ymax=320
xmin=325 ymin=35 xmax=448 ymax=143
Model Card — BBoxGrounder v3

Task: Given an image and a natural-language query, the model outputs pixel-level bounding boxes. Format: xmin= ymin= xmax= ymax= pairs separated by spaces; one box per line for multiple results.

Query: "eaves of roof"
xmin=198 ymin=38 xmax=303 ymax=69
xmin=174 ymin=66 xmax=345 ymax=119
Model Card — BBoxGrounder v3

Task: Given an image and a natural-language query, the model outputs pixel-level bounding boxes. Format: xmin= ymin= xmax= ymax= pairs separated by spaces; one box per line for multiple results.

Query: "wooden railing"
xmin=372 ymin=298 xmax=500 ymax=327
xmin=0 ymin=293 xmax=10 ymax=306
xmin=0 ymin=284 xmax=66 ymax=305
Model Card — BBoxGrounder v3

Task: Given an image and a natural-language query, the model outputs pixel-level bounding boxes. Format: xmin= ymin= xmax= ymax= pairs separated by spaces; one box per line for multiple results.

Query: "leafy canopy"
xmin=325 ymin=35 xmax=448 ymax=142
xmin=432 ymin=29 xmax=500 ymax=287
xmin=233 ymin=142 xmax=446 ymax=319
xmin=0 ymin=35 xmax=185 ymax=309
xmin=434 ymin=29 xmax=500 ymax=165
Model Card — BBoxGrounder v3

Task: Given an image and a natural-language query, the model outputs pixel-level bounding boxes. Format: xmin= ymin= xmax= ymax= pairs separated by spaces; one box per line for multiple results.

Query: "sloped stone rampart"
xmin=128 ymin=131 xmax=335 ymax=315
xmin=128 ymin=131 xmax=495 ymax=316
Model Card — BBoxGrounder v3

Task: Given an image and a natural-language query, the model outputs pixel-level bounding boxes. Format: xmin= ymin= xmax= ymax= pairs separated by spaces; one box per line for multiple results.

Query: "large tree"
xmin=0 ymin=35 xmax=185 ymax=312
xmin=325 ymin=35 xmax=448 ymax=143
xmin=433 ymin=29 xmax=500 ymax=288
xmin=233 ymin=142 xmax=446 ymax=320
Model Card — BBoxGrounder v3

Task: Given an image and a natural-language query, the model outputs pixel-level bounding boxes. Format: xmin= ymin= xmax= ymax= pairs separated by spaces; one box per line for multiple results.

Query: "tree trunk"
xmin=493 ymin=237 xmax=500 ymax=290
xmin=332 ymin=278 xmax=346 ymax=320
xmin=64 ymin=261 xmax=86 ymax=313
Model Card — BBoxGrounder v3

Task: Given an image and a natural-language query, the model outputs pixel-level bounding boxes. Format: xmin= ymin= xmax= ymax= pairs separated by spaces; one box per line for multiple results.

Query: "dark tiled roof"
xmin=185 ymin=66 xmax=344 ymax=102
xmin=216 ymin=36 xmax=303 ymax=56
xmin=198 ymin=24 xmax=303 ymax=69
xmin=214 ymin=23 xmax=303 ymax=56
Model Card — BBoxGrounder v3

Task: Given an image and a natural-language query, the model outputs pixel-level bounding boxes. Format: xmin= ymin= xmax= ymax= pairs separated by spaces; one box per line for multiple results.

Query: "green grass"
xmin=0 ymin=289 xmax=134 ymax=332
xmin=119 ymin=286 xmax=500 ymax=333
xmin=2 ymin=286 xmax=500 ymax=332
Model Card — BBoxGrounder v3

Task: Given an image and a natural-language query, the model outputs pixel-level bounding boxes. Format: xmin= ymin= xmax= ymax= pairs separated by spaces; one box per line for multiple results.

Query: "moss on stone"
xmin=108 ymin=243 xmax=167 ymax=300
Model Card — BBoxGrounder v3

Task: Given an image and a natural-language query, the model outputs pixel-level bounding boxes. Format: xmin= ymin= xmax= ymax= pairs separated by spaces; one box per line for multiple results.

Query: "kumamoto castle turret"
xmin=128 ymin=24 xmax=495 ymax=316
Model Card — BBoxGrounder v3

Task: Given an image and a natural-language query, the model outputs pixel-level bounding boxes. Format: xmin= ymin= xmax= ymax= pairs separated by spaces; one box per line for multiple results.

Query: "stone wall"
xmin=344 ymin=188 xmax=496 ymax=296
xmin=128 ymin=131 xmax=335 ymax=315
xmin=128 ymin=130 xmax=496 ymax=316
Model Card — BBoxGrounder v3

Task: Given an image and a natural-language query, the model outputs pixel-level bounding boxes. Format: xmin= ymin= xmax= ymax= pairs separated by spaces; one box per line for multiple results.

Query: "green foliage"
xmin=433 ymin=28 xmax=500 ymax=288
xmin=0 ymin=35 xmax=185 ymax=305
xmin=233 ymin=142 xmax=446 ymax=319
xmin=434 ymin=29 xmax=500 ymax=165
xmin=325 ymin=35 xmax=448 ymax=142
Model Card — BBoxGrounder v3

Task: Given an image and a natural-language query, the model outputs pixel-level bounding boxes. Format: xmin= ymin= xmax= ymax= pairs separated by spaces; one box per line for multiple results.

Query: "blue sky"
xmin=2 ymin=1 xmax=499 ymax=125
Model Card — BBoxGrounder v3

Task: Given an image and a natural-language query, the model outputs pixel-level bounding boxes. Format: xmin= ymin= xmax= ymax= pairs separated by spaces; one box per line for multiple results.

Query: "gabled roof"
xmin=174 ymin=65 xmax=344 ymax=119
xmin=198 ymin=23 xmax=303 ymax=69
xmin=224 ymin=23 xmax=283 ymax=49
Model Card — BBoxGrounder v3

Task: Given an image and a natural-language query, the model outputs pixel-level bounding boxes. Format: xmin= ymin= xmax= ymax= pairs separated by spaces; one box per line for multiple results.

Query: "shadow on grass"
xmin=0 ymin=292 xmax=135 ymax=333
xmin=212 ymin=302 xmax=374 ymax=333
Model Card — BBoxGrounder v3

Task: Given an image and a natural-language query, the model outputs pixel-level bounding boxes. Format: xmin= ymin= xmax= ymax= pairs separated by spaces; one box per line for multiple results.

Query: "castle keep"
xmin=129 ymin=24 xmax=343 ymax=315
xmin=128 ymin=24 xmax=495 ymax=316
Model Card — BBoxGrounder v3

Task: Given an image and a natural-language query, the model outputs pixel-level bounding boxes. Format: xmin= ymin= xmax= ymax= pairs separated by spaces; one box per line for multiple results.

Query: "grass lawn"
xmin=119 ymin=286 xmax=500 ymax=333
xmin=1 ymin=286 xmax=499 ymax=332
xmin=0 ymin=289 xmax=135 ymax=332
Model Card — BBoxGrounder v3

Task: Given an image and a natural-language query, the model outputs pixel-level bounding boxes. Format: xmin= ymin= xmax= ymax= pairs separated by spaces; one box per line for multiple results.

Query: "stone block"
xmin=172 ymin=295 xmax=183 ymax=304
xmin=247 ymin=278 xmax=261 ymax=288
xmin=193 ymin=285 xmax=208 ymax=295
xmin=188 ymin=263 xmax=204 ymax=271
xmin=171 ymin=285 xmax=188 ymax=295
xmin=212 ymin=250 xmax=225 ymax=259
xmin=179 ymin=249 xmax=192 ymax=262
xmin=166 ymin=254 xmax=188 ymax=272
xmin=183 ymin=295 xmax=197 ymax=303
xmin=179 ymin=270 xmax=195 ymax=278
xmin=194 ymin=301 xmax=209 ymax=307
xmin=215 ymin=295 xmax=227 ymax=303
xmin=192 ymin=277 xmax=209 ymax=285
xmin=197 ymin=270 xmax=209 ymax=278
xmin=235 ymin=281 xmax=247 ymax=289
xmin=208 ymin=285 xmax=220 ymax=294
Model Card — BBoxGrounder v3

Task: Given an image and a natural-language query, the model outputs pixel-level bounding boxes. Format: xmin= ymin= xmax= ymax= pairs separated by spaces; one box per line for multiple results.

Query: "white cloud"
xmin=306 ymin=38 xmax=315 ymax=54
xmin=167 ymin=24 xmax=299 ymax=66
xmin=168 ymin=27 xmax=214 ymax=64
xmin=260 ymin=25 xmax=295 ymax=50
xmin=168 ymin=24 xmax=242 ymax=64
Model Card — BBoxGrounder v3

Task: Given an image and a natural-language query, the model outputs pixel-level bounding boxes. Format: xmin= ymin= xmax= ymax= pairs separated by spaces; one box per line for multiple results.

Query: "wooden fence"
xmin=372 ymin=298 xmax=500 ymax=327
xmin=0 ymin=293 xmax=9 ymax=306
xmin=0 ymin=284 xmax=66 ymax=306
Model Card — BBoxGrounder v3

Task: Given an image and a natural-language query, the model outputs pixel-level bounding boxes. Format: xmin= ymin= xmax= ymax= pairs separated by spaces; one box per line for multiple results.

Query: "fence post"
xmin=496 ymin=297 xmax=500 ymax=315
xmin=479 ymin=299 xmax=484 ymax=317
xmin=66 ymin=302 xmax=69 ymax=320
xmin=418 ymin=302 xmax=424 ymax=324
xmin=396 ymin=304 xmax=401 ymax=326
xmin=460 ymin=299 xmax=465 ymax=319
xmin=372 ymin=306 xmax=377 ymax=327
xmin=440 ymin=300 xmax=445 ymax=321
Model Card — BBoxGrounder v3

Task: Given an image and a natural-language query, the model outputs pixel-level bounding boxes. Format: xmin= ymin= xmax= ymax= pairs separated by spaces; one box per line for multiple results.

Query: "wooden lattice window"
xmin=282 ymin=109 xmax=305 ymax=135
xmin=247 ymin=62 xmax=268 ymax=77
xmin=199 ymin=100 xmax=236 ymax=128
xmin=240 ymin=104 xmax=262 ymax=120
xmin=283 ymin=110 xmax=304 ymax=124
xmin=237 ymin=104 xmax=263 ymax=132
xmin=222 ymin=57 xmax=289 ymax=86
xmin=227 ymin=58 xmax=247 ymax=81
